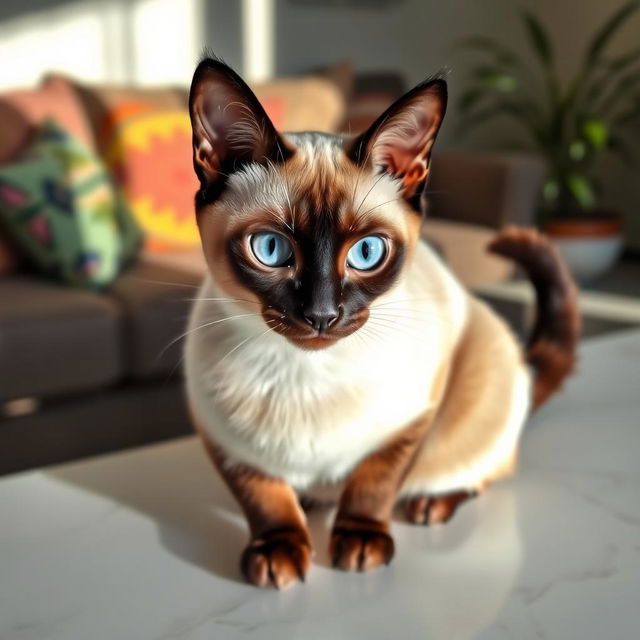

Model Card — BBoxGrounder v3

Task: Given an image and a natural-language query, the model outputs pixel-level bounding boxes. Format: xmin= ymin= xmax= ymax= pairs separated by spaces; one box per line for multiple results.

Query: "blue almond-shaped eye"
xmin=347 ymin=236 xmax=386 ymax=270
xmin=250 ymin=232 xmax=293 ymax=267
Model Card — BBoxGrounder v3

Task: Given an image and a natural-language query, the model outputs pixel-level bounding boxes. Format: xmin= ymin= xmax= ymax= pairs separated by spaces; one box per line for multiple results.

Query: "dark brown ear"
xmin=347 ymin=77 xmax=447 ymax=202
xmin=189 ymin=57 xmax=292 ymax=204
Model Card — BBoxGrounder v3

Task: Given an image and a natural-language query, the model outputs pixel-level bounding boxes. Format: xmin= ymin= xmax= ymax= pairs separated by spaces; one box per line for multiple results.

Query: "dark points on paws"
xmin=241 ymin=527 xmax=312 ymax=589
xmin=330 ymin=516 xmax=395 ymax=572
xmin=403 ymin=490 xmax=478 ymax=526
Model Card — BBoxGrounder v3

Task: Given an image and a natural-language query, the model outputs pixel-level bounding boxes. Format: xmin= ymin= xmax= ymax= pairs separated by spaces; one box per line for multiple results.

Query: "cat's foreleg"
xmin=201 ymin=436 xmax=312 ymax=589
xmin=330 ymin=414 xmax=432 ymax=572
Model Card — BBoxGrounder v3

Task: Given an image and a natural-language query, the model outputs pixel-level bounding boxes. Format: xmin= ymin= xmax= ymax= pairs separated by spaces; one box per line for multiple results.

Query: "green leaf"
xmin=569 ymin=140 xmax=587 ymax=161
xmin=582 ymin=119 xmax=608 ymax=148
xmin=521 ymin=10 xmax=554 ymax=68
xmin=474 ymin=66 xmax=517 ymax=92
xmin=567 ymin=174 xmax=596 ymax=208
xmin=543 ymin=178 xmax=560 ymax=202
xmin=586 ymin=1 xmax=640 ymax=64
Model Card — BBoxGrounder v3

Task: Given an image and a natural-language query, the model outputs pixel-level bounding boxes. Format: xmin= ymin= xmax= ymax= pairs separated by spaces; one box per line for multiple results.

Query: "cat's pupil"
xmin=361 ymin=242 xmax=370 ymax=260
xmin=268 ymin=237 xmax=276 ymax=256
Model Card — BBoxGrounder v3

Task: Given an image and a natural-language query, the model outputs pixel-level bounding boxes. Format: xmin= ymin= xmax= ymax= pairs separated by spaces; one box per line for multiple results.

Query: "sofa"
xmin=0 ymin=67 xmax=544 ymax=475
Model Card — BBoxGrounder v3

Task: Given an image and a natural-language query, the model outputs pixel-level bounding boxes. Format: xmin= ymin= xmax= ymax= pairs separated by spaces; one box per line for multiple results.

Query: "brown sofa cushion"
xmin=108 ymin=260 xmax=202 ymax=381
xmin=427 ymin=152 xmax=545 ymax=229
xmin=0 ymin=276 xmax=123 ymax=402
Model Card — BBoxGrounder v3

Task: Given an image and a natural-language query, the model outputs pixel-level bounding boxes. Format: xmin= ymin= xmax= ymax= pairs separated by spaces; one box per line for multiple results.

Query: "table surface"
xmin=1 ymin=330 xmax=639 ymax=640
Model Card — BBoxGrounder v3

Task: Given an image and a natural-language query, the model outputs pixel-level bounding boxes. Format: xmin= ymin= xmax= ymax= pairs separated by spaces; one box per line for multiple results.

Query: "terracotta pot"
xmin=543 ymin=214 xmax=624 ymax=283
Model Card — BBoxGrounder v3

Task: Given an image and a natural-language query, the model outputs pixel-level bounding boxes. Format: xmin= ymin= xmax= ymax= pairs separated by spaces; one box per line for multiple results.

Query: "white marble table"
xmin=1 ymin=330 xmax=639 ymax=640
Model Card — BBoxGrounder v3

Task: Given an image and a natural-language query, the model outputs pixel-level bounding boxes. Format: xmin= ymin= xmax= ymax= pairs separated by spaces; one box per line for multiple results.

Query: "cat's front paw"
xmin=241 ymin=528 xmax=312 ymax=589
xmin=330 ymin=516 xmax=394 ymax=572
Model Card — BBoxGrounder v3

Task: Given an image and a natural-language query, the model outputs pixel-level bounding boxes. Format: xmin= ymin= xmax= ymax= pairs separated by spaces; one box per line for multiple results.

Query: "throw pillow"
xmin=0 ymin=75 xmax=96 ymax=164
xmin=0 ymin=120 xmax=142 ymax=289
xmin=105 ymin=110 xmax=201 ymax=251
xmin=70 ymin=83 xmax=202 ymax=251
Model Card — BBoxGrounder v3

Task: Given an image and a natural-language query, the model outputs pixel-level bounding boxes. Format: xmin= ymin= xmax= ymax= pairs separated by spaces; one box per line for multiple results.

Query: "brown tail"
xmin=488 ymin=227 xmax=581 ymax=411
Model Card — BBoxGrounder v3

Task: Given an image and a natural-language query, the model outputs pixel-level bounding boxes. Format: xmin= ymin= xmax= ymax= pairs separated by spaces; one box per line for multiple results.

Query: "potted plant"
xmin=456 ymin=2 xmax=640 ymax=281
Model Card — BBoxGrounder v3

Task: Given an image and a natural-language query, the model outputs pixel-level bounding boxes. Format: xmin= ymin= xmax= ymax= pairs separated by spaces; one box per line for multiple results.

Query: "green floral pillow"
xmin=0 ymin=120 xmax=143 ymax=289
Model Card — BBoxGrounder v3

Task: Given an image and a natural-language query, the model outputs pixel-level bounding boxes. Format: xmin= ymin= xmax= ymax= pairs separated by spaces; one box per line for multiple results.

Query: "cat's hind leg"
xmin=400 ymin=299 xmax=530 ymax=525
xmin=403 ymin=490 xmax=479 ymax=526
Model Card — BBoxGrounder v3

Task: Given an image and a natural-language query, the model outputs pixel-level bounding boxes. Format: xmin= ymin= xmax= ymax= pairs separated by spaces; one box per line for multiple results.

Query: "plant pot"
xmin=543 ymin=214 xmax=624 ymax=283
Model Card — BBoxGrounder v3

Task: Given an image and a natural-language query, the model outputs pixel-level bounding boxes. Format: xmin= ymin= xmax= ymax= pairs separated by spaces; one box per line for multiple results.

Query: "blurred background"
xmin=1 ymin=0 xmax=639 ymax=475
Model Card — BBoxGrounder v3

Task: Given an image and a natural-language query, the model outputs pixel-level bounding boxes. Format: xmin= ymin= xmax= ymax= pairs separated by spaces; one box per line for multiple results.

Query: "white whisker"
xmin=130 ymin=277 xmax=199 ymax=289
xmin=182 ymin=297 xmax=261 ymax=305
xmin=218 ymin=320 xmax=282 ymax=364
xmin=158 ymin=313 xmax=261 ymax=360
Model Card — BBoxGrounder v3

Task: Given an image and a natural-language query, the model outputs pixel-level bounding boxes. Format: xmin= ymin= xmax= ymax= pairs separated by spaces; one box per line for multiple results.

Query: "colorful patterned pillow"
xmin=105 ymin=110 xmax=201 ymax=251
xmin=0 ymin=120 xmax=142 ymax=289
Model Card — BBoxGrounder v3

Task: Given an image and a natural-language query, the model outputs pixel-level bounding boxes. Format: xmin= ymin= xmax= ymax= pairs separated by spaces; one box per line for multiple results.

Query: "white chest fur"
xmin=185 ymin=242 xmax=467 ymax=489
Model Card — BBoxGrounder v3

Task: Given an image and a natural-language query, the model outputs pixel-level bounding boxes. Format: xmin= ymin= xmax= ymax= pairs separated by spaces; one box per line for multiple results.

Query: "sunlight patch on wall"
xmin=131 ymin=0 xmax=204 ymax=86
xmin=0 ymin=0 xmax=204 ymax=90
xmin=0 ymin=2 xmax=113 ymax=89
xmin=242 ymin=0 xmax=275 ymax=82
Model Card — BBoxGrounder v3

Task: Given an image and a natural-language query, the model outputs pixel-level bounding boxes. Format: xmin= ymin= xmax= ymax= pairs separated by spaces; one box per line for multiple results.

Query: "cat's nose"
xmin=303 ymin=307 xmax=339 ymax=333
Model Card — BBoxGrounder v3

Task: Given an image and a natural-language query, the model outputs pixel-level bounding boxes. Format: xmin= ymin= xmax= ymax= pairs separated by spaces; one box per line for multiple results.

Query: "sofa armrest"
xmin=426 ymin=152 xmax=545 ymax=229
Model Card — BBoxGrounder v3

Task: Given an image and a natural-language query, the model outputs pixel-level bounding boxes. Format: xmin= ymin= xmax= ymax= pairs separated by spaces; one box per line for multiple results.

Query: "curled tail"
xmin=488 ymin=227 xmax=581 ymax=411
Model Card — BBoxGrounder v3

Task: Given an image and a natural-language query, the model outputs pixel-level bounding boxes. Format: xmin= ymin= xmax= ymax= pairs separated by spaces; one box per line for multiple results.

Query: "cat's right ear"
xmin=189 ymin=58 xmax=292 ymax=201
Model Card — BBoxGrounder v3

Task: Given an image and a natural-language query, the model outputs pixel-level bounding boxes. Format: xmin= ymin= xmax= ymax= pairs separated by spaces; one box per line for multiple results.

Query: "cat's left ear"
xmin=347 ymin=77 xmax=447 ymax=200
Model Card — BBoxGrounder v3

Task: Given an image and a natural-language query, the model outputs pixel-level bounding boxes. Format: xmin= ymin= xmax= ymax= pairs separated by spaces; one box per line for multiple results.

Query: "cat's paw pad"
xmin=330 ymin=518 xmax=394 ymax=572
xmin=404 ymin=490 xmax=477 ymax=526
xmin=241 ymin=529 xmax=312 ymax=589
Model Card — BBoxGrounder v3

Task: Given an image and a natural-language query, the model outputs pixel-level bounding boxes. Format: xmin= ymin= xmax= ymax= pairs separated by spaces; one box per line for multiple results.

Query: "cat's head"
xmin=189 ymin=58 xmax=446 ymax=350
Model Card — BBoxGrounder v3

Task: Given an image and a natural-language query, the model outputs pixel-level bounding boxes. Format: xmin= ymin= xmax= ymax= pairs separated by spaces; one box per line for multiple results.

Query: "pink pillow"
xmin=0 ymin=75 xmax=95 ymax=163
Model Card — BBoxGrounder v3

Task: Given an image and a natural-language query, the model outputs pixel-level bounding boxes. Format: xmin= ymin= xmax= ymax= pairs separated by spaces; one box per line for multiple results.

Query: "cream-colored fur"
xmin=402 ymin=298 xmax=530 ymax=496
xmin=185 ymin=238 xmax=531 ymax=497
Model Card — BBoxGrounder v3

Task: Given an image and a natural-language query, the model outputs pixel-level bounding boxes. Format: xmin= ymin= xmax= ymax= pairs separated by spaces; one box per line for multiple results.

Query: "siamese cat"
xmin=185 ymin=58 xmax=579 ymax=589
